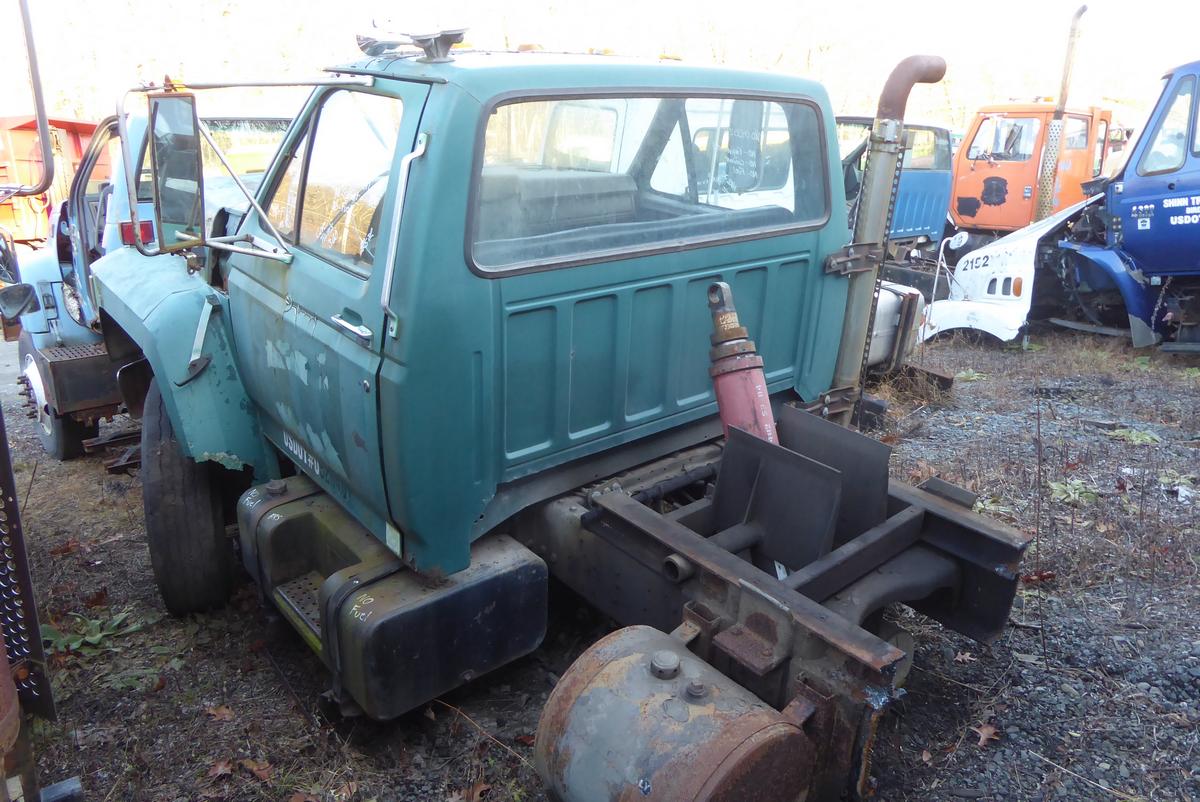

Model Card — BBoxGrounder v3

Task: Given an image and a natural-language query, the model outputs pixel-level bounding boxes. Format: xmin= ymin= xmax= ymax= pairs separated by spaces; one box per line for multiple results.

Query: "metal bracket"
xmin=176 ymin=294 xmax=220 ymax=387
xmin=823 ymin=242 xmax=884 ymax=276
xmin=798 ymin=387 xmax=856 ymax=419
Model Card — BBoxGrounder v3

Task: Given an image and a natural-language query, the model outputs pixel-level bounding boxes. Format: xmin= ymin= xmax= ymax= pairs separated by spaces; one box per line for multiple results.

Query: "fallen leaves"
xmin=1106 ymin=427 xmax=1161 ymax=445
xmin=206 ymin=759 xmax=233 ymax=778
xmin=514 ymin=734 xmax=536 ymax=747
xmin=83 ymin=587 xmax=109 ymax=609
xmin=239 ymin=758 xmax=272 ymax=782
xmin=1048 ymin=479 xmax=1099 ymax=506
xmin=920 ymin=749 xmax=933 ymax=765
xmin=49 ymin=538 xmax=82 ymax=557
xmin=205 ymin=705 xmax=235 ymax=722
xmin=907 ymin=460 xmax=939 ymax=484
xmin=447 ymin=782 xmax=492 ymax=802
xmin=970 ymin=722 xmax=1000 ymax=748
xmin=284 ymin=782 xmax=352 ymax=802
xmin=953 ymin=651 xmax=978 ymax=664
xmin=1021 ymin=569 xmax=1056 ymax=585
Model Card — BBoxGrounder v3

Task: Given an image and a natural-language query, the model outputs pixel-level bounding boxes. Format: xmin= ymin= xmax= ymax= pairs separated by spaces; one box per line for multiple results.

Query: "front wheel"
xmin=18 ymin=331 xmax=96 ymax=460
xmin=141 ymin=380 xmax=235 ymax=615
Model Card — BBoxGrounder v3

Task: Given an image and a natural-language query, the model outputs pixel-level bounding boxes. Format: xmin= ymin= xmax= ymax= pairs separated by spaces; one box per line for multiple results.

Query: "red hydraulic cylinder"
xmin=707 ymin=282 xmax=777 ymax=444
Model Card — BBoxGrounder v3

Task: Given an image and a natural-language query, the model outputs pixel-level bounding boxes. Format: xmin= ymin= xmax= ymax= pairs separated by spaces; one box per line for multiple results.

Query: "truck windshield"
xmin=967 ymin=116 xmax=1040 ymax=162
xmin=472 ymin=94 xmax=827 ymax=271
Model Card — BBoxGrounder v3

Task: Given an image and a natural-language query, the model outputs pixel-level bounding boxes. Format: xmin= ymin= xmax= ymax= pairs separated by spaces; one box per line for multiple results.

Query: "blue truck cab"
xmin=837 ymin=115 xmax=953 ymax=250
xmin=1104 ymin=60 xmax=1200 ymax=344
xmin=82 ymin=43 xmax=1026 ymax=800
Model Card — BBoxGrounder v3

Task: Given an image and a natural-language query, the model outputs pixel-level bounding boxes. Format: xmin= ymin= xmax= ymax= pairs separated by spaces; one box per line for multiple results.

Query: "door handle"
xmin=331 ymin=313 xmax=372 ymax=343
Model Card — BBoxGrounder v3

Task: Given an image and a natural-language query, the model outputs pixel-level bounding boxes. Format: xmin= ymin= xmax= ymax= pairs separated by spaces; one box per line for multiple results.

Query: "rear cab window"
xmin=470 ymin=93 xmax=828 ymax=272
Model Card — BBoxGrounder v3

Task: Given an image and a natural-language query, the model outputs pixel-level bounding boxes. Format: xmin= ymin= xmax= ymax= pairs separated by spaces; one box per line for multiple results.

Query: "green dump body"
xmin=93 ymin=53 xmax=854 ymax=576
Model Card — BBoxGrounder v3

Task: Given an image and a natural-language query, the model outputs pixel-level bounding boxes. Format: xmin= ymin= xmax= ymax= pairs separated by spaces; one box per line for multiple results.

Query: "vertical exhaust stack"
xmin=707 ymin=281 xmax=778 ymax=444
xmin=1033 ymin=4 xmax=1088 ymax=222
xmin=830 ymin=55 xmax=947 ymax=424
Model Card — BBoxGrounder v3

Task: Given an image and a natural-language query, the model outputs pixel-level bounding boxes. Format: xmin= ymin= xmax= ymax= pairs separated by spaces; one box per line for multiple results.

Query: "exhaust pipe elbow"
xmin=876 ymin=55 xmax=947 ymax=121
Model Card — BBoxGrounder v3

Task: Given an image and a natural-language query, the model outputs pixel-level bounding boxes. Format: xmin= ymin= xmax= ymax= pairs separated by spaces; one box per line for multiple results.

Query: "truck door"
xmin=1115 ymin=72 xmax=1200 ymax=275
xmin=952 ymin=113 xmax=1043 ymax=231
xmin=226 ymin=82 xmax=430 ymax=537
xmin=64 ymin=118 xmax=120 ymax=324
xmin=890 ymin=126 xmax=952 ymax=243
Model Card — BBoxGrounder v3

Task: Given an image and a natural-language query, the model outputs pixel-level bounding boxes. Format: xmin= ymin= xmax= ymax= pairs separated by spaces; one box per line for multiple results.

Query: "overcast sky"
xmin=2 ymin=0 xmax=1197 ymax=132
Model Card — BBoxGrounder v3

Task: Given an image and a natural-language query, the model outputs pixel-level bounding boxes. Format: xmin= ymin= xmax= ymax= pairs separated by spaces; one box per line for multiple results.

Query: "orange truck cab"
xmin=950 ymin=103 xmax=1112 ymax=234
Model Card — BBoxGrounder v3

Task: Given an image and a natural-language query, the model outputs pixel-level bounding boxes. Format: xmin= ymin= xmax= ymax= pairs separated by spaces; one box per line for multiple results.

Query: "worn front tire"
xmin=141 ymin=380 xmax=234 ymax=615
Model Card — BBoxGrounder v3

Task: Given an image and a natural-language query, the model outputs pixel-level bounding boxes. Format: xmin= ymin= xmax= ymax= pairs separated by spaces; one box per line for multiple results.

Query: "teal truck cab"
xmin=85 ymin=37 xmax=1026 ymax=800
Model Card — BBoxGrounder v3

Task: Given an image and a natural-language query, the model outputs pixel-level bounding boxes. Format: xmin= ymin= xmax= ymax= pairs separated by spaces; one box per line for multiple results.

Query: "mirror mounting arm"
xmin=196 ymin=122 xmax=292 ymax=259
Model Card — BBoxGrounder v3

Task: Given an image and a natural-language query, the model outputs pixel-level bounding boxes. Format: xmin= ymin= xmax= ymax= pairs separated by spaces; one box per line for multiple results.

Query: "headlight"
xmin=62 ymin=281 xmax=85 ymax=326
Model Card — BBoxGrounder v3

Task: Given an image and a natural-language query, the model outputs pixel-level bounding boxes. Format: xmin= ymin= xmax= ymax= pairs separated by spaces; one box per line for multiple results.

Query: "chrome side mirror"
xmin=147 ymin=93 xmax=206 ymax=252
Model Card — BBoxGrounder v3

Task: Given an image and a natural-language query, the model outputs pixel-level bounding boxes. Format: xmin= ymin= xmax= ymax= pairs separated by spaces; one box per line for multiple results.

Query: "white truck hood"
xmin=921 ymin=196 xmax=1101 ymax=342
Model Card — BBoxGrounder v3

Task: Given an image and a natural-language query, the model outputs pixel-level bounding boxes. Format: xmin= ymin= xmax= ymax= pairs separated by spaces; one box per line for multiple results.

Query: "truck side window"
xmin=265 ymin=91 xmax=403 ymax=273
xmin=267 ymin=129 xmax=307 ymax=241
xmin=1092 ymin=120 xmax=1109 ymax=176
xmin=1139 ymin=76 xmax=1194 ymax=176
xmin=835 ymin=122 xmax=870 ymax=160
xmin=967 ymin=116 xmax=1040 ymax=162
xmin=1063 ymin=116 xmax=1089 ymax=151
xmin=902 ymin=128 xmax=949 ymax=170
xmin=299 ymin=91 xmax=403 ymax=271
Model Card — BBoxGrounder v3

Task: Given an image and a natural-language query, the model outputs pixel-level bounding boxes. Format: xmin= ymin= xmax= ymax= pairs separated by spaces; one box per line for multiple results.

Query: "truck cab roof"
xmin=330 ymin=50 xmax=830 ymax=101
xmin=973 ymin=103 xmax=1106 ymax=117
xmin=1165 ymin=59 xmax=1200 ymax=78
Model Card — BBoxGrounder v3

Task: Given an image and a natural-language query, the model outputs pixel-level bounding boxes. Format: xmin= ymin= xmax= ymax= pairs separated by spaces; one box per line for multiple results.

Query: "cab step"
xmin=273 ymin=570 xmax=324 ymax=643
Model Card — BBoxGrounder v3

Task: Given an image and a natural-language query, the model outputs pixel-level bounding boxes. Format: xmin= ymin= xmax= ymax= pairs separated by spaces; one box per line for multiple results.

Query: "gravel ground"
xmin=9 ymin=331 xmax=1200 ymax=801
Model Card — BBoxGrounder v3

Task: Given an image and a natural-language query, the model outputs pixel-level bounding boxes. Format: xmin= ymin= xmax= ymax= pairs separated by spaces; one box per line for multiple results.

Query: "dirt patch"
xmin=15 ymin=331 xmax=1200 ymax=801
